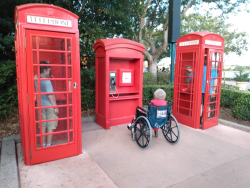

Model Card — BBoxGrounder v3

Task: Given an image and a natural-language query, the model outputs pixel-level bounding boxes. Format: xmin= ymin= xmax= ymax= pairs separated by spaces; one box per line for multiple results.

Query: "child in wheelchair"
xmin=127 ymin=89 xmax=179 ymax=149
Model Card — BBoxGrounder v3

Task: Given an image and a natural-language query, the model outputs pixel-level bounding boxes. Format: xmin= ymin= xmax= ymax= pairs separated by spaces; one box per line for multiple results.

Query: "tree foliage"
xmin=181 ymin=13 xmax=248 ymax=56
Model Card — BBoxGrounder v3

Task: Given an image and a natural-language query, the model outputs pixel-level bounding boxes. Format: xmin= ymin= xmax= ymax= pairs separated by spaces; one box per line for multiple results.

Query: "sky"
xmin=224 ymin=11 xmax=250 ymax=66
xmin=158 ymin=2 xmax=250 ymax=67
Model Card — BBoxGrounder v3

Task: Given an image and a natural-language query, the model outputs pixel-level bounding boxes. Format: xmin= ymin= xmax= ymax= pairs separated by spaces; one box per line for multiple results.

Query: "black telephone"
xmin=109 ymin=71 xmax=116 ymax=92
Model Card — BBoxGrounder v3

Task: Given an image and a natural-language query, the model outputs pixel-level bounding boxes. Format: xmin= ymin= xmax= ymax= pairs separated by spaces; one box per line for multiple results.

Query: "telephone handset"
xmin=111 ymin=78 xmax=115 ymax=86
xmin=109 ymin=71 xmax=116 ymax=92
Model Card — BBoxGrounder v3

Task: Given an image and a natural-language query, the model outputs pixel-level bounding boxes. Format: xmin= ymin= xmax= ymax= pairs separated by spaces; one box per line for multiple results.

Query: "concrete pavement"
xmin=16 ymin=121 xmax=250 ymax=188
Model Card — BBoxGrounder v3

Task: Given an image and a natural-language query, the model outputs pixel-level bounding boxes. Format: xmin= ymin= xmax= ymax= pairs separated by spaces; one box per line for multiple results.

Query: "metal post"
xmin=170 ymin=43 xmax=176 ymax=83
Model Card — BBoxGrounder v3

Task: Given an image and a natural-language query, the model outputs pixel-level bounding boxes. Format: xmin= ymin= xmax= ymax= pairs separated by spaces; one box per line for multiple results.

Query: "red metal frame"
xmin=15 ymin=4 xmax=81 ymax=165
xmin=173 ymin=32 xmax=224 ymax=130
xmin=93 ymin=38 xmax=145 ymax=129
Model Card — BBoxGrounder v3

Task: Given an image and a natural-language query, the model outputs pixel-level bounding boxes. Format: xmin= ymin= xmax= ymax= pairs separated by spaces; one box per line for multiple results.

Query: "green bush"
xmin=0 ymin=61 xmax=18 ymax=118
xmin=81 ymin=68 xmax=95 ymax=90
xmin=80 ymin=69 xmax=95 ymax=110
xmin=81 ymin=88 xmax=95 ymax=110
xmin=143 ymin=72 xmax=157 ymax=85
xmin=157 ymin=72 xmax=171 ymax=85
xmin=232 ymin=91 xmax=250 ymax=120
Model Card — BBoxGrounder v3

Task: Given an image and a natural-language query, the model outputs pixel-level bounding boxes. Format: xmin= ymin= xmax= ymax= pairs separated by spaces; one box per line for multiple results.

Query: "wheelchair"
xmin=127 ymin=100 xmax=180 ymax=149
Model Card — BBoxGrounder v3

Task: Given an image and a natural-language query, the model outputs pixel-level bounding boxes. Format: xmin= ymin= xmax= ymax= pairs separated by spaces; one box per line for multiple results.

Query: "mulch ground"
xmin=1 ymin=107 xmax=249 ymax=155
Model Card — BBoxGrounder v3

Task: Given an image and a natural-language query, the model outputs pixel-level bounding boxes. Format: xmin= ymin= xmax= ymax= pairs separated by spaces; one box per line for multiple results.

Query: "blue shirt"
xmin=35 ymin=77 xmax=56 ymax=106
xmin=202 ymin=66 xmax=218 ymax=94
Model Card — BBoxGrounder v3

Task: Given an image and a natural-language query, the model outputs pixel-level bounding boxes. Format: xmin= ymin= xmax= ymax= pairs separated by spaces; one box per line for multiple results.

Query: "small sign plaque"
xmin=205 ymin=40 xmax=222 ymax=46
xmin=27 ymin=15 xmax=72 ymax=27
xmin=179 ymin=40 xmax=199 ymax=46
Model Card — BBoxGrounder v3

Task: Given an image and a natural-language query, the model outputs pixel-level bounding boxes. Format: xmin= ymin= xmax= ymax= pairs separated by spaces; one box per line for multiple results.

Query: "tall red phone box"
xmin=93 ymin=38 xmax=146 ymax=129
xmin=172 ymin=32 xmax=224 ymax=130
xmin=15 ymin=4 xmax=82 ymax=165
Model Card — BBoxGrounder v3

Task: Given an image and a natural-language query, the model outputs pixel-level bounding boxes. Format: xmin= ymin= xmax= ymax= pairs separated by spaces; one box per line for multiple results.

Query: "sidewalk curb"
xmin=219 ymin=118 xmax=250 ymax=133
xmin=81 ymin=115 xmax=95 ymax=123
xmin=0 ymin=135 xmax=21 ymax=188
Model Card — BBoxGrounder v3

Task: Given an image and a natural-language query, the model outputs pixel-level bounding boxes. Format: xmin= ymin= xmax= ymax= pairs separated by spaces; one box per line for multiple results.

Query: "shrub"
xmin=81 ymin=88 xmax=95 ymax=110
xmin=232 ymin=91 xmax=250 ymax=120
xmin=143 ymin=72 xmax=157 ymax=85
xmin=81 ymin=68 xmax=95 ymax=90
xmin=157 ymin=72 xmax=171 ymax=85
xmin=0 ymin=61 xmax=18 ymax=118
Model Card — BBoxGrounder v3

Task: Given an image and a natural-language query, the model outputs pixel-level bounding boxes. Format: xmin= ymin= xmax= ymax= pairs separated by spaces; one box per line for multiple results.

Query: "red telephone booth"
xmin=15 ymin=4 xmax=82 ymax=165
xmin=172 ymin=32 xmax=224 ymax=130
xmin=93 ymin=38 xmax=145 ymax=129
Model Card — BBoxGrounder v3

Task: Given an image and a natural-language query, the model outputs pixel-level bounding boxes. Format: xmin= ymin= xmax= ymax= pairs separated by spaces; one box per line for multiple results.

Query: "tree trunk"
xmin=148 ymin=58 xmax=157 ymax=77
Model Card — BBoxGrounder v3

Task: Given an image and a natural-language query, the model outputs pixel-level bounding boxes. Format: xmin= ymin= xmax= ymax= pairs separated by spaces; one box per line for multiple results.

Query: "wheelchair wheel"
xmin=134 ymin=116 xmax=152 ymax=149
xmin=161 ymin=114 xmax=180 ymax=144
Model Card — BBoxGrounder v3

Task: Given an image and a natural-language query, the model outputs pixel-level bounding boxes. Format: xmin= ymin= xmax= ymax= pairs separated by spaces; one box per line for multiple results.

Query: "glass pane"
xmin=69 ymin=93 xmax=72 ymax=104
xmin=36 ymin=106 xmax=68 ymax=120
xmin=39 ymin=52 xmax=65 ymax=65
xmin=36 ymin=137 xmax=41 ymax=149
xmin=36 ymin=122 xmax=41 ymax=135
xmin=41 ymin=118 xmax=68 ymax=133
xmin=67 ymin=53 xmax=71 ymax=65
xmin=67 ymin=39 xmax=71 ymax=51
xmin=32 ymin=36 xmax=36 ymax=49
xmin=69 ymin=131 xmax=73 ymax=142
xmin=69 ymin=106 xmax=73 ymax=117
xmin=51 ymin=133 xmax=68 ymax=146
xmin=38 ymin=80 xmax=67 ymax=93
xmin=36 ymin=66 xmax=66 ymax=79
xmin=35 ymin=109 xmax=40 ymax=121
xmin=212 ymin=52 xmax=220 ymax=61
xmin=211 ymin=61 xmax=219 ymax=69
xmin=38 ymin=37 xmax=65 ymax=51
xmin=33 ymin=51 xmax=37 ymax=64
xmin=54 ymin=93 xmax=67 ymax=105
xmin=35 ymin=94 xmax=40 ymax=107
xmin=56 ymin=106 xmax=68 ymax=119
xmin=69 ymin=119 xmax=73 ymax=130
xmin=33 ymin=66 xmax=38 ymax=80
xmin=68 ymin=67 xmax=72 ymax=78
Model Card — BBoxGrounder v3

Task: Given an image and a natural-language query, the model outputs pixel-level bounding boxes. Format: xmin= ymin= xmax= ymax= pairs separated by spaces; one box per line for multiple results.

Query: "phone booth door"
xmin=202 ymin=49 xmax=223 ymax=129
xmin=26 ymin=30 xmax=77 ymax=164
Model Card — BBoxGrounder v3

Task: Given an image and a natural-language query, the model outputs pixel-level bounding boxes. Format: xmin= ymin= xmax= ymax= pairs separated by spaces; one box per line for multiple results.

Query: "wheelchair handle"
xmin=168 ymin=100 xmax=174 ymax=106
xmin=136 ymin=106 xmax=147 ymax=112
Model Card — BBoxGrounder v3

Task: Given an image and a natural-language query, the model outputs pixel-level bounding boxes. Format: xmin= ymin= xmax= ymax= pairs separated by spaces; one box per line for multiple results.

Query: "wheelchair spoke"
xmin=171 ymin=130 xmax=178 ymax=138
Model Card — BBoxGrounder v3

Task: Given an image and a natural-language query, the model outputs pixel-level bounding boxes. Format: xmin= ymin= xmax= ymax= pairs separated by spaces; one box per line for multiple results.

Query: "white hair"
xmin=154 ymin=89 xmax=166 ymax=100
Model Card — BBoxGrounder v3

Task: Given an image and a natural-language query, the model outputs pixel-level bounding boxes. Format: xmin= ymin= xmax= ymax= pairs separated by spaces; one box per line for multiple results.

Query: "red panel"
xmin=97 ymin=57 xmax=106 ymax=116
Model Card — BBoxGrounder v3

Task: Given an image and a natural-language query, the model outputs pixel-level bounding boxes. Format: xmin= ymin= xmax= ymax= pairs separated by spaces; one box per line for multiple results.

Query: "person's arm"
xmin=48 ymin=95 xmax=59 ymax=114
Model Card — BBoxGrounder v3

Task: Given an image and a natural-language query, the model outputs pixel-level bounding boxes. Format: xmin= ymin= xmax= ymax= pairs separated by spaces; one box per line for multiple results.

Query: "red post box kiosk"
xmin=93 ymin=38 xmax=146 ymax=129
xmin=172 ymin=32 xmax=224 ymax=130
xmin=14 ymin=4 xmax=82 ymax=165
